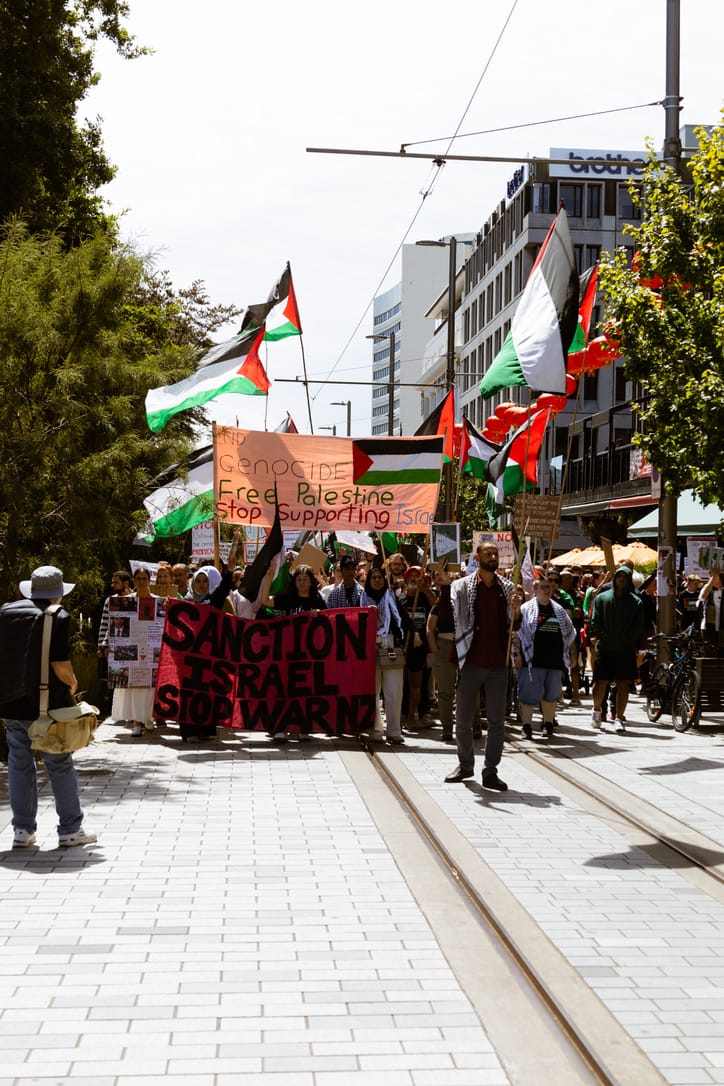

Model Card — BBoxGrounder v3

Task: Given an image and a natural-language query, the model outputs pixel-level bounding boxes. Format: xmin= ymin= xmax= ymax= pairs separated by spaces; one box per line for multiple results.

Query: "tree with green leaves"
xmin=0 ymin=222 xmax=238 ymax=612
xmin=599 ymin=119 xmax=724 ymax=505
xmin=0 ymin=0 xmax=142 ymax=241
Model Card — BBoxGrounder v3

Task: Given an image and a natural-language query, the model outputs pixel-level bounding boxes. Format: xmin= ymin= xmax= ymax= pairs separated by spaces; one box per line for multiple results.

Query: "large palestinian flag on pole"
xmin=480 ymin=208 xmax=579 ymax=398
xmin=143 ymin=445 xmax=214 ymax=538
xmin=145 ymin=326 xmax=270 ymax=433
xmin=484 ymin=409 xmax=551 ymax=504
xmin=263 ymin=265 xmax=303 ymax=342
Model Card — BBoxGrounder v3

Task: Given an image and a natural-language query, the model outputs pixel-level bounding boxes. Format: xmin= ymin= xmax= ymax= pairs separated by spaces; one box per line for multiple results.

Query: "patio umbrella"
xmin=588 ymin=541 xmax=659 ymax=569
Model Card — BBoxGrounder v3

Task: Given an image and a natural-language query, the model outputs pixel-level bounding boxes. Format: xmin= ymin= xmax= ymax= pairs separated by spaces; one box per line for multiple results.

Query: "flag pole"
xmin=263 ymin=341 xmax=270 ymax=432
xmin=547 ymin=373 xmax=585 ymax=567
xmin=212 ymin=421 xmax=221 ymax=570
xmin=298 ymin=335 xmax=315 ymax=434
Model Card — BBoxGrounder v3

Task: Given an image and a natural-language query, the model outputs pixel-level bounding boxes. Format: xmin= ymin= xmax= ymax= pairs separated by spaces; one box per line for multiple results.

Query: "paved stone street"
xmin=2 ymin=695 xmax=724 ymax=1084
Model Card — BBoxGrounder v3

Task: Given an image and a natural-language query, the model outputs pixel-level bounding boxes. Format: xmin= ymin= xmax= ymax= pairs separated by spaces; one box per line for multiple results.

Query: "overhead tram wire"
xmin=308 ymin=0 xmax=520 ymax=404
xmin=400 ymin=100 xmax=663 ymax=151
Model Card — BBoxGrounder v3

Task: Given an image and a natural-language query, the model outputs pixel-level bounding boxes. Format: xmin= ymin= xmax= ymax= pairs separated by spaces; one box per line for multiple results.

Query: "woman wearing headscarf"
xmin=362 ymin=566 xmax=412 ymax=744
xmin=178 ymin=531 xmax=239 ymax=740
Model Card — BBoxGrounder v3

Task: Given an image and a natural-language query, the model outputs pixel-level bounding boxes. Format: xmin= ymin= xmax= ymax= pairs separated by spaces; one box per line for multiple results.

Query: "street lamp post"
xmin=366 ymin=331 xmax=396 ymax=436
xmin=319 ymin=424 xmax=337 ymax=436
xmin=330 ymin=400 xmax=352 ymax=436
xmin=417 ymin=237 xmax=458 ymax=520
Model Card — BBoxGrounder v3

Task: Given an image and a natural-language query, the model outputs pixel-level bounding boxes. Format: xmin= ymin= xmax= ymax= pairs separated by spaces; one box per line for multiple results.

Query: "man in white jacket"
xmin=517 ymin=577 xmax=577 ymax=740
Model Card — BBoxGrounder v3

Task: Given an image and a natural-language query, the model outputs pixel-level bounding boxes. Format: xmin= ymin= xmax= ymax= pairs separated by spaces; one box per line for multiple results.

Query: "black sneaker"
xmin=522 ymin=723 xmax=533 ymax=740
xmin=543 ymin=723 xmax=554 ymax=739
xmin=482 ymin=770 xmax=508 ymax=792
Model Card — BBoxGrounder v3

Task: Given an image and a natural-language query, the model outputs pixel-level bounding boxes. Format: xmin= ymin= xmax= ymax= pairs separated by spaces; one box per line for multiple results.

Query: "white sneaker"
xmin=58 ymin=828 xmax=97 ymax=848
xmin=130 ymin=724 xmax=143 ymax=737
xmin=591 ymin=710 xmax=602 ymax=729
xmin=12 ymin=828 xmax=37 ymax=849
xmin=614 ymin=718 xmax=626 ymax=734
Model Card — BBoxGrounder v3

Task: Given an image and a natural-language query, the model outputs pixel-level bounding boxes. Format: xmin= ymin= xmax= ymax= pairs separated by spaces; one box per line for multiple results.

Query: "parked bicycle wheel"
xmin=645 ymin=664 xmax=670 ymax=723
xmin=672 ymin=667 xmax=701 ymax=732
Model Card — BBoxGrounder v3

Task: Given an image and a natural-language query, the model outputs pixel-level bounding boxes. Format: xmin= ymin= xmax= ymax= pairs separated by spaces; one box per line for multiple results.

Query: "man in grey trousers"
xmin=444 ymin=542 xmax=522 ymax=791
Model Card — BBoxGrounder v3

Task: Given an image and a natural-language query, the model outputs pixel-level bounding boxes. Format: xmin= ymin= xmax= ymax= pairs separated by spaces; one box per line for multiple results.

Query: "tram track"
xmin=508 ymin=736 xmax=724 ymax=899
xmin=342 ymin=743 xmax=672 ymax=1086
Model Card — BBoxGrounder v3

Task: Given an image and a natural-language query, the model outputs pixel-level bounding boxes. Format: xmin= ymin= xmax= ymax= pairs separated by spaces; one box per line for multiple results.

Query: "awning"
xmin=628 ymin=490 xmax=724 ymax=539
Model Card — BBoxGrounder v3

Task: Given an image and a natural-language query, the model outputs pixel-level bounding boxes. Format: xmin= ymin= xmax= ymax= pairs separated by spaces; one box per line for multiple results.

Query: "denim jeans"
xmin=5 ymin=719 xmax=84 ymax=836
xmin=455 ymin=664 xmax=508 ymax=774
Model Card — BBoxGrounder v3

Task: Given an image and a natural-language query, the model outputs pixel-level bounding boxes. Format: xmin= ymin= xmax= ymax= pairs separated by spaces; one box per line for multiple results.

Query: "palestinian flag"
xmin=414 ymin=388 xmax=455 ymax=462
xmin=236 ymin=262 xmax=300 ymax=338
xmin=145 ymin=327 xmax=270 ymax=433
xmin=352 ymin=436 xmax=443 ymax=486
xmin=264 ymin=264 xmax=303 ymax=341
xmin=459 ymin=417 xmax=501 ymax=480
xmin=577 ymin=263 xmax=598 ymax=345
xmin=480 ymin=208 xmax=579 ymax=398
xmin=143 ymin=445 xmax=214 ymax=539
xmin=274 ymin=411 xmax=299 ymax=434
xmin=484 ymin=409 xmax=550 ymax=504
xmin=240 ymin=497 xmax=285 ymax=610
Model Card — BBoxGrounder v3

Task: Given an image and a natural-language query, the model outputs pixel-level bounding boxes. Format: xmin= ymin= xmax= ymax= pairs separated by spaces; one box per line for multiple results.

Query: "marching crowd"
xmin=3 ymin=541 xmax=722 ymax=849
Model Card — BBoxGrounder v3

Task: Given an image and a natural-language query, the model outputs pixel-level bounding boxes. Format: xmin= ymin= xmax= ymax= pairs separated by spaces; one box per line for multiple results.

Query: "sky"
xmin=83 ymin=0 xmax=724 ymax=438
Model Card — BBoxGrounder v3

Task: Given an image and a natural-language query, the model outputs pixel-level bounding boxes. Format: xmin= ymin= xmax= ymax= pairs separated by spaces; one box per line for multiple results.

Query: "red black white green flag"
xmin=480 ymin=208 xmax=579 ymax=398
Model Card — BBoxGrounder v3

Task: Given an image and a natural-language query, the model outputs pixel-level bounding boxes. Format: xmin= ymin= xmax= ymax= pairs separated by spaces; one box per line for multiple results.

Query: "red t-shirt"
xmin=467 ymin=580 xmax=507 ymax=668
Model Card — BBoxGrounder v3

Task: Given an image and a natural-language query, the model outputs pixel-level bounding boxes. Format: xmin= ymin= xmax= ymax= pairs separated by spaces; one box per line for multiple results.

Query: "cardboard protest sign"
xmin=292 ymin=543 xmax=328 ymax=574
xmin=214 ymin=428 xmax=443 ymax=534
xmin=154 ymin=601 xmax=377 ymax=735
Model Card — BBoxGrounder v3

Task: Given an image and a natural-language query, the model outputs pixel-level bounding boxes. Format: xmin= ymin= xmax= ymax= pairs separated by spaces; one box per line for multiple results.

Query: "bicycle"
xmin=640 ymin=632 xmax=703 ymax=726
xmin=671 ymin=660 xmax=702 ymax=732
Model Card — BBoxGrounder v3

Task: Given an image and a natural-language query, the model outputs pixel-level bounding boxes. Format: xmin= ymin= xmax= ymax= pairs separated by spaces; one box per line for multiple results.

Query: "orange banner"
xmin=213 ymin=427 xmax=443 ymax=533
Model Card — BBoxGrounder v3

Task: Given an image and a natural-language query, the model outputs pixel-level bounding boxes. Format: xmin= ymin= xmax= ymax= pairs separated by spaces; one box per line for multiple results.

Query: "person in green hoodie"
xmin=589 ymin=566 xmax=644 ymax=734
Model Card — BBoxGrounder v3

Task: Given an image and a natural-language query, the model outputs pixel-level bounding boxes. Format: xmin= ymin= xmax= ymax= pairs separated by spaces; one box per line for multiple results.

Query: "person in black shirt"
xmin=0 ymin=565 xmax=96 ymax=849
xmin=516 ymin=577 xmax=577 ymax=740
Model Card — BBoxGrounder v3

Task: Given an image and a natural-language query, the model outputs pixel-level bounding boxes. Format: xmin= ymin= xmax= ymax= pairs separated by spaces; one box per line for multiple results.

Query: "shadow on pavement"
xmin=640 ymin=756 xmax=724 ymax=774
xmin=0 ymin=847 xmax=105 ymax=873
xmin=585 ymin=836 xmax=724 ymax=871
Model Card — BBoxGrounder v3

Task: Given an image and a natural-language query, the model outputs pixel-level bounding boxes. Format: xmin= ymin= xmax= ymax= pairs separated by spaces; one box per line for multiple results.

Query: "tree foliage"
xmin=599 ymin=120 xmax=724 ymax=504
xmin=0 ymin=0 xmax=143 ymax=241
xmin=0 ymin=223 xmax=238 ymax=611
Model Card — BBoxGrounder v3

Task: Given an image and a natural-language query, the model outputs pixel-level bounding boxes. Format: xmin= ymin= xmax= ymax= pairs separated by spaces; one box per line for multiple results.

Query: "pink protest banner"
xmin=213 ymin=427 xmax=443 ymax=533
xmin=154 ymin=601 xmax=377 ymax=735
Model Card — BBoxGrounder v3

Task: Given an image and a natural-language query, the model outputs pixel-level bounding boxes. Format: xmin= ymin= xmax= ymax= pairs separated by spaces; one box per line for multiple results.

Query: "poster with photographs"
xmin=107 ymin=596 xmax=167 ymax=689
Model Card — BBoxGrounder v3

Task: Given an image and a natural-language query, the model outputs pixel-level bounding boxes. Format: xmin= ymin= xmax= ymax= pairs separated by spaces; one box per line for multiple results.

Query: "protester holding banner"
xmin=96 ymin=571 xmax=133 ymax=658
xmin=185 ymin=530 xmax=240 ymax=613
xmin=111 ymin=567 xmax=159 ymax=737
xmin=361 ymin=566 xmax=409 ymax=744
xmin=271 ymin=565 xmax=327 ymax=615
xmin=326 ymin=555 xmax=365 ymax=608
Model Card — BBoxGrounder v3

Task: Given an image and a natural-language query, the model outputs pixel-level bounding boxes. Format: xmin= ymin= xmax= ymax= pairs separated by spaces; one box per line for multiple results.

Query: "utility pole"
xmin=367 ymin=331 xmax=396 ymax=436
xmin=658 ymin=0 xmax=681 ymax=647
xmin=331 ymin=400 xmax=352 ymax=436
xmin=444 ymin=238 xmax=457 ymax=521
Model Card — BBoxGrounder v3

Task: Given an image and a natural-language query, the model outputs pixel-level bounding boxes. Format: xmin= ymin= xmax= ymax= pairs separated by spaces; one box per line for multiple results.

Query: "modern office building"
xmin=457 ymin=145 xmax=653 ymax=546
xmin=370 ymin=239 xmax=472 ymax=435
